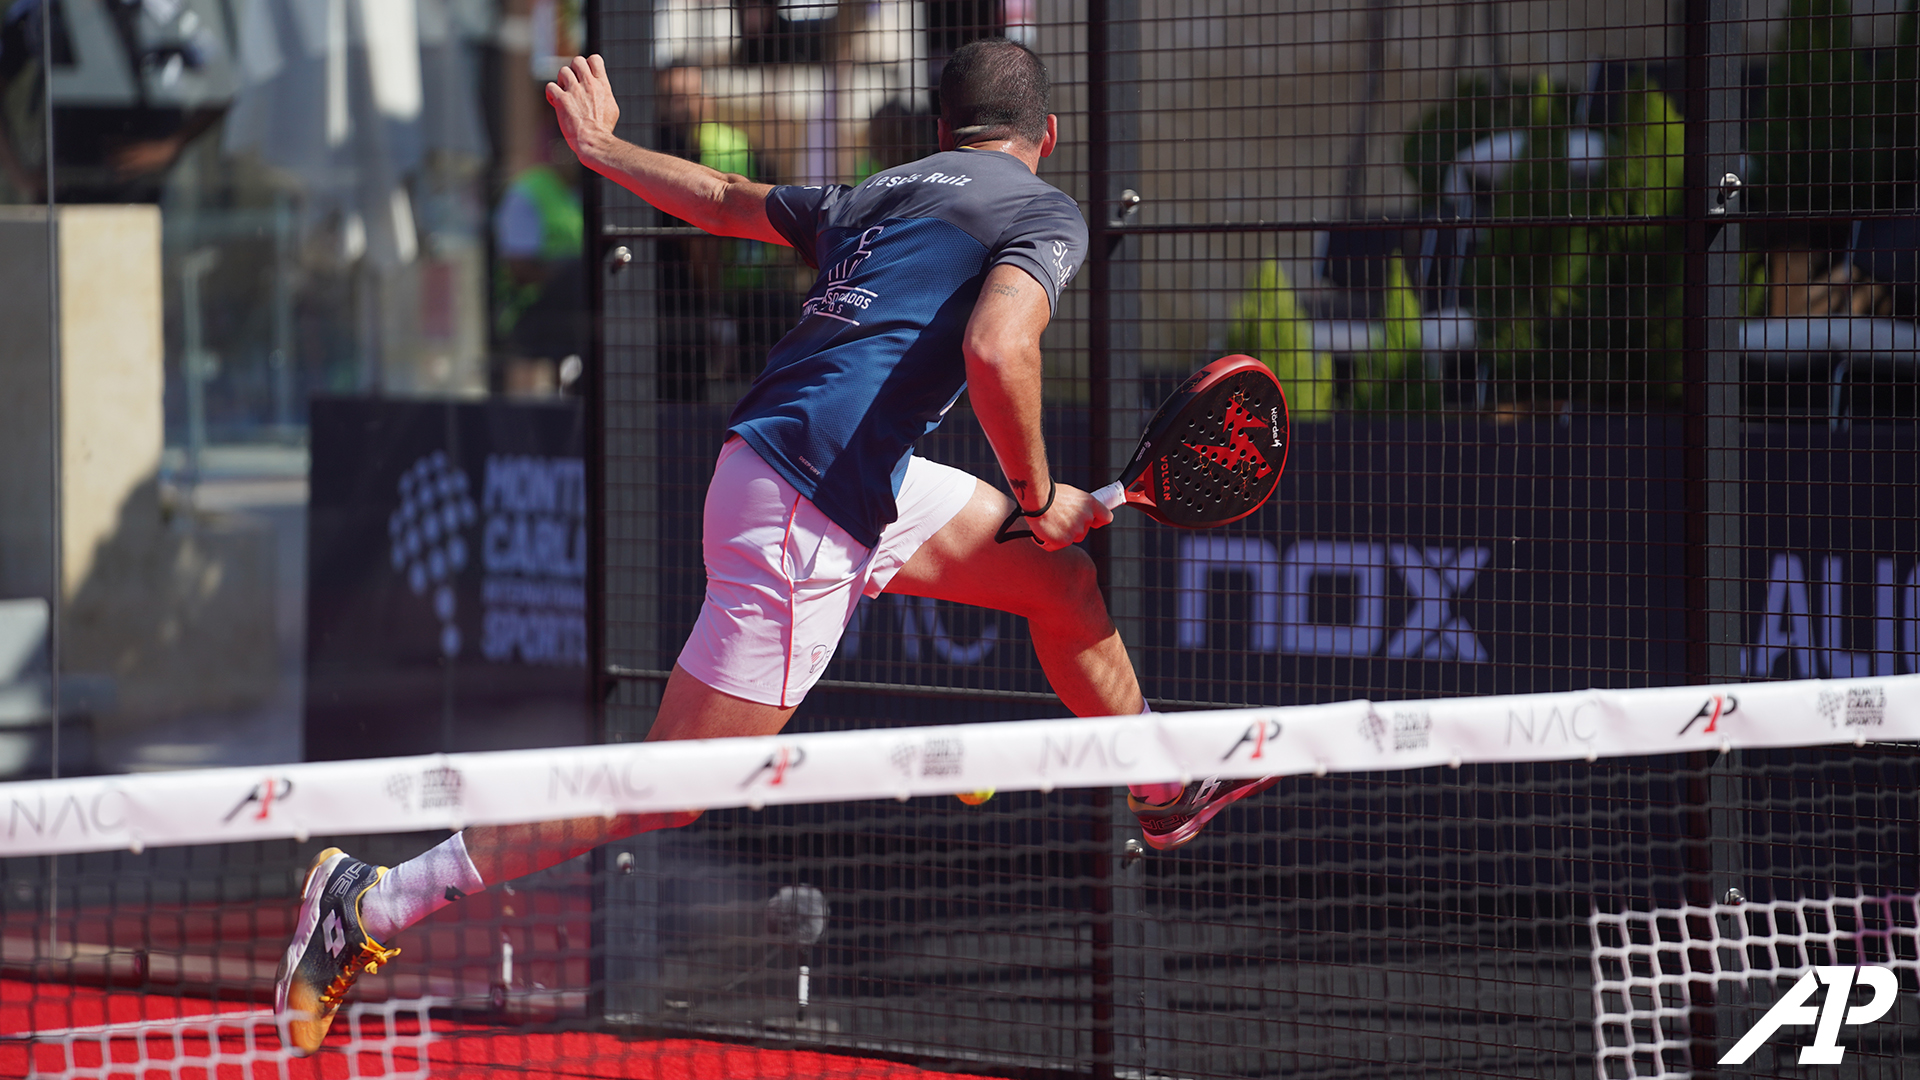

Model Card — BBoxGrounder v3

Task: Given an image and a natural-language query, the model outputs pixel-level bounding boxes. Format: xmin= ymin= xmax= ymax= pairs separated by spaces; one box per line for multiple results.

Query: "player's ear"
xmin=937 ymin=118 xmax=956 ymax=153
xmin=1038 ymin=115 xmax=1058 ymax=159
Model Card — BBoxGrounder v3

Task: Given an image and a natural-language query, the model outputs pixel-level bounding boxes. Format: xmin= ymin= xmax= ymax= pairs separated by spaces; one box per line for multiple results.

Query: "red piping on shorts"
xmin=777 ymin=494 xmax=803 ymax=709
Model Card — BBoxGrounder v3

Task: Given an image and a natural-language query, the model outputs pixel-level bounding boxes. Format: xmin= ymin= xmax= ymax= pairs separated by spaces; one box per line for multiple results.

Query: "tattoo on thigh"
xmin=990 ymin=282 xmax=1021 ymax=299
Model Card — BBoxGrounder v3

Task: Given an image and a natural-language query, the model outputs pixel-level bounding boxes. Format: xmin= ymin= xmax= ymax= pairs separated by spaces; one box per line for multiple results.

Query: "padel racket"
xmin=997 ymin=354 xmax=1289 ymax=542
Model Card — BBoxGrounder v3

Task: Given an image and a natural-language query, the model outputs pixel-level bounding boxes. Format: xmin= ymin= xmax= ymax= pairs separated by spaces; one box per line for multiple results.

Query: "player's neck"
xmin=956 ymin=141 xmax=1042 ymax=174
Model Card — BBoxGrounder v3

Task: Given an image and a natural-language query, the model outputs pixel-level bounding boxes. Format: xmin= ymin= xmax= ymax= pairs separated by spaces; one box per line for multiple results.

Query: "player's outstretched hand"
xmin=1026 ymin=484 xmax=1114 ymax=552
xmin=547 ymin=55 xmax=619 ymax=163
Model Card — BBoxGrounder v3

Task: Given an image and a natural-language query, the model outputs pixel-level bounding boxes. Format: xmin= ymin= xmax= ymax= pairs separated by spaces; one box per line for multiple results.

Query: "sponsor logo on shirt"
xmin=1050 ymin=239 xmax=1077 ymax=286
xmin=804 ymin=226 xmax=885 ymax=327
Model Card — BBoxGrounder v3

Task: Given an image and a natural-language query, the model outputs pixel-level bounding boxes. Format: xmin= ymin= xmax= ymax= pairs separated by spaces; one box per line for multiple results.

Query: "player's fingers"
xmin=588 ymin=54 xmax=608 ymax=81
xmin=545 ymin=82 xmax=560 ymax=106
xmin=570 ymin=55 xmax=594 ymax=83
xmin=555 ymin=66 xmax=576 ymax=91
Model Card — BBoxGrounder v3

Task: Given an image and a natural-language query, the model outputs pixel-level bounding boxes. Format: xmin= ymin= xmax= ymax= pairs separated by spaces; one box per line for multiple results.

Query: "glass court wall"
xmin=0 ymin=0 xmax=598 ymax=779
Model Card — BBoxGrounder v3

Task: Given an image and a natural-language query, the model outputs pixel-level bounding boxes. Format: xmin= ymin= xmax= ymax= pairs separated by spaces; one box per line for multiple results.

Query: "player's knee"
xmin=1034 ymin=545 xmax=1106 ymax=621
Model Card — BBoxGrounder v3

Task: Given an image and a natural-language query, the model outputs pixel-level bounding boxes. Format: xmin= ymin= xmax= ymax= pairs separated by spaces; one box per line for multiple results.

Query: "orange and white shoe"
xmin=274 ymin=848 xmax=401 ymax=1055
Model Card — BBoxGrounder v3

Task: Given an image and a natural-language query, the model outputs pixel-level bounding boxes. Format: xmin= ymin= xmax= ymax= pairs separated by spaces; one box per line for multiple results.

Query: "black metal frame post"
xmin=1683 ymin=0 xmax=1714 ymax=687
xmin=1086 ymin=0 xmax=1114 ymax=592
xmin=1681 ymin=5 xmax=1718 ymax=1071
xmin=583 ymin=0 xmax=611 ymax=1024
xmin=1682 ymin=0 xmax=1747 ymax=1067
xmin=1084 ymin=4 xmax=1118 ymax=1077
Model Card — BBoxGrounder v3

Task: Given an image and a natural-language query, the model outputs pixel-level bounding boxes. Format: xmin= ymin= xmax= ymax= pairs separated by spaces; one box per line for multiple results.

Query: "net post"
xmin=1089 ymin=787 xmax=1117 ymax=1080
xmin=1681 ymin=752 xmax=1721 ymax=1075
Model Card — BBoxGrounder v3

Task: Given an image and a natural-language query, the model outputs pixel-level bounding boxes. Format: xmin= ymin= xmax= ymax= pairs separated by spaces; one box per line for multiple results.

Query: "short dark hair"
xmin=939 ymin=39 xmax=1050 ymax=145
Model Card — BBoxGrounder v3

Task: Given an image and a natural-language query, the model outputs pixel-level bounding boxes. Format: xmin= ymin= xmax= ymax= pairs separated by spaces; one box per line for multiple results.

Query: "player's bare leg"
xmin=276 ymin=664 xmax=788 ymax=1053
xmin=886 ymin=478 xmax=1142 ymax=719
xmin=889 ymin=479 xmax=1251 ymax=841
xmin=460 ymin=664 xmax=793 ymax=880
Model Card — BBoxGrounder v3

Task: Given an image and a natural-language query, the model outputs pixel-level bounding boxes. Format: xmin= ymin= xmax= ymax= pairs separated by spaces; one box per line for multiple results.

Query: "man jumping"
xmin=276 ymin=39 xmax=1270 ymax=1054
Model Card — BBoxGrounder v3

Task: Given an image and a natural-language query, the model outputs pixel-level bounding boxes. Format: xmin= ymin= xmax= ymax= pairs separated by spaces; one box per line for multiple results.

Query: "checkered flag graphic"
xmin=388 ymin=451 xmax=478 ymax=657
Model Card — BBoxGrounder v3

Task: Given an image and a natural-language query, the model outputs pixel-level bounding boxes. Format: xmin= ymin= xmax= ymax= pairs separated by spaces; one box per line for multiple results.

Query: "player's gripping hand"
xmin=1026 ymin=484 xmax=1114 ymax=552
xmin=546 ymin=55 xmax=620 ymax=162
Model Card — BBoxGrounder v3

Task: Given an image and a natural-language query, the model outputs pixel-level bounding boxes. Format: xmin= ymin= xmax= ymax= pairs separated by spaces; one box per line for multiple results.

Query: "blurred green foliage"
xmin=1397 ymin=70 xmax=1681 ymax=407
xmin=1350 ymin=254 xmax=1439 ymax=413
xmin=1403 ymin=75 xmax=1687 ymax=408
xmin=1750 ymin=0 xmax=1918 ymax=220
xmin=1402 ymin=75 xmax=1543 ymax=201
xmin=1225 ymin=260 xmax=1334 ymax=421
xmin=1490 ymin=83 xmax=1686 ymax=407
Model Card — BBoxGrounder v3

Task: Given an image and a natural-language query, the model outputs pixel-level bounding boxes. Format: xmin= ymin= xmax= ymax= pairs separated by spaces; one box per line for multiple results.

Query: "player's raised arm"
xmin=963 ymin=263 xmax=1112 ymax=551
xmin=545 ymin=54 xmax=788 ymax=247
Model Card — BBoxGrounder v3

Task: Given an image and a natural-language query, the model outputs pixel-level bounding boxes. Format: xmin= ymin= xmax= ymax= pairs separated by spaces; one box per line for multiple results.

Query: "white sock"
xmin=359 ymin=833 xmax=487 ymax=943
xmin=1128 ymin=699 xmax=1184 ymax=804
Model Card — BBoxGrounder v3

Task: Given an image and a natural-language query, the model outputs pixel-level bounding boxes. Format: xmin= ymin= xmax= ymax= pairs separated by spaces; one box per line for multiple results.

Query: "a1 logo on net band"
xmin=1719 ymin=965 xmax=1901 ymax=1066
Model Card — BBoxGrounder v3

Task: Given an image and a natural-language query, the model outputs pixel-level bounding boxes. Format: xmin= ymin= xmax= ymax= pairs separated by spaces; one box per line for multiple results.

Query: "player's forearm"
xmin=966 ymin=343 xmax=1053 ymax=512
xmin=574 ymin=129 xmax=770 ymax=240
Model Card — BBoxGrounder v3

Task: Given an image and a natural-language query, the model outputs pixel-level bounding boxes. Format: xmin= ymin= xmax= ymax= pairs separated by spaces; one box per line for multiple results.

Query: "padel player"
xmin=277 ymin=39 xmax=1273 ymax=1053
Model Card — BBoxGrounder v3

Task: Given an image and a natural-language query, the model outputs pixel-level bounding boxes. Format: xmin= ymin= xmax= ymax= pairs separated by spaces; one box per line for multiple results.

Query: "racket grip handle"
xmin=1092 ymin=481 xmax=1127 ymax=511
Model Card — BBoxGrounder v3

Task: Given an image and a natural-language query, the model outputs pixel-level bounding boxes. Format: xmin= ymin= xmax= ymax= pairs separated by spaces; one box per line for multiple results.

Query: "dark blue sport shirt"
xmin=726 ymin=148 xmax=1089 ymax=548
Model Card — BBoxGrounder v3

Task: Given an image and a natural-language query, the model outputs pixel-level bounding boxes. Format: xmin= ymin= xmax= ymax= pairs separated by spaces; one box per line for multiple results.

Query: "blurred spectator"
xmin=854 ymin=99 xmax=938 ymax=180
xmin=495 ymin=111 xmax=586 ymax=395
xmin=737 ymin=0 xmax=836 ymax=65
xmin=654 ymin=64 xmax=794 ymax=400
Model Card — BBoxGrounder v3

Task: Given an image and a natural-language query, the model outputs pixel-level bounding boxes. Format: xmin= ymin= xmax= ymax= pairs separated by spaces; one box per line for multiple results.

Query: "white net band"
xmin=2 ymin=673 xmax=1914 ymax=858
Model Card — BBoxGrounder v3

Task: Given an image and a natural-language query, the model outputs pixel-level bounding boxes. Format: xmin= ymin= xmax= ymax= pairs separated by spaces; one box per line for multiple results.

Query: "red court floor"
xmin=2 ymin=982 xmax=999 ymax=1080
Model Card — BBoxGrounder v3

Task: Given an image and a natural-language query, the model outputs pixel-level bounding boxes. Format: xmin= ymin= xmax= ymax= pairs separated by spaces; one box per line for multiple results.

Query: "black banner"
xmin=306 ymin=396 xmax=591 ymax=761
xmin=648 ymin=408 xmax=1919 ymax=718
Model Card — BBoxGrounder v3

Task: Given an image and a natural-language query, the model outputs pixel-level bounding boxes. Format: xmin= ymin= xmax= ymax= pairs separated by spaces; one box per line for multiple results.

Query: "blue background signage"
xmin=305 ymin=396 xmax=592 ymax=761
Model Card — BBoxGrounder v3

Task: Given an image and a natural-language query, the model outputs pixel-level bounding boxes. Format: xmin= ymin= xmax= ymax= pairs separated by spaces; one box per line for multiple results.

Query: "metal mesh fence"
xmin=583 ymin=0 xmax=1919 ymax=1075
xmin=8 ymin=0 xmax=1918 ymax=1079
xmin=597 ymin=0 xmax=1919 ymax=717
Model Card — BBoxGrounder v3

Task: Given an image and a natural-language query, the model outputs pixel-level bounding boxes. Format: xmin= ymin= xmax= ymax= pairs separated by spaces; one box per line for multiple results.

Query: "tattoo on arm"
xmin=1010 ymin=479 xmax=1030 ymax=495
xmin=990 ymin=282 xmax=1022 ymax=299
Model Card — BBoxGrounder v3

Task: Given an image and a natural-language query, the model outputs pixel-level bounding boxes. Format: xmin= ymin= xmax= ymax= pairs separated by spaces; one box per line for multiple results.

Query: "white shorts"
xmin=676 ymin=438 xmax=977 ymax=708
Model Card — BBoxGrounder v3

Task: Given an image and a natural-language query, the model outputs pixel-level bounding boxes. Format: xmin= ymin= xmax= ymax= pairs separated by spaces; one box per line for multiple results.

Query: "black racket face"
xmin=1120 ymin=356 xmax=1289 ymax=528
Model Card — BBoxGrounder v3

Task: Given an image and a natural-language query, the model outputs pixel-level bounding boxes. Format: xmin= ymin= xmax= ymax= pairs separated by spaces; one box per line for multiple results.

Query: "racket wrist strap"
xmin=1017 ymin=479 xmax=1056 ymax=518
xmin=993 ymin=478 xmax=1056 ymax=544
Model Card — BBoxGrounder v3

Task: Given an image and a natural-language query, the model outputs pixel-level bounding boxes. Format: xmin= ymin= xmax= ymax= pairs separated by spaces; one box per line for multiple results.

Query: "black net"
xmin=6 ymin=744 xmax=1920 ymax=1078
